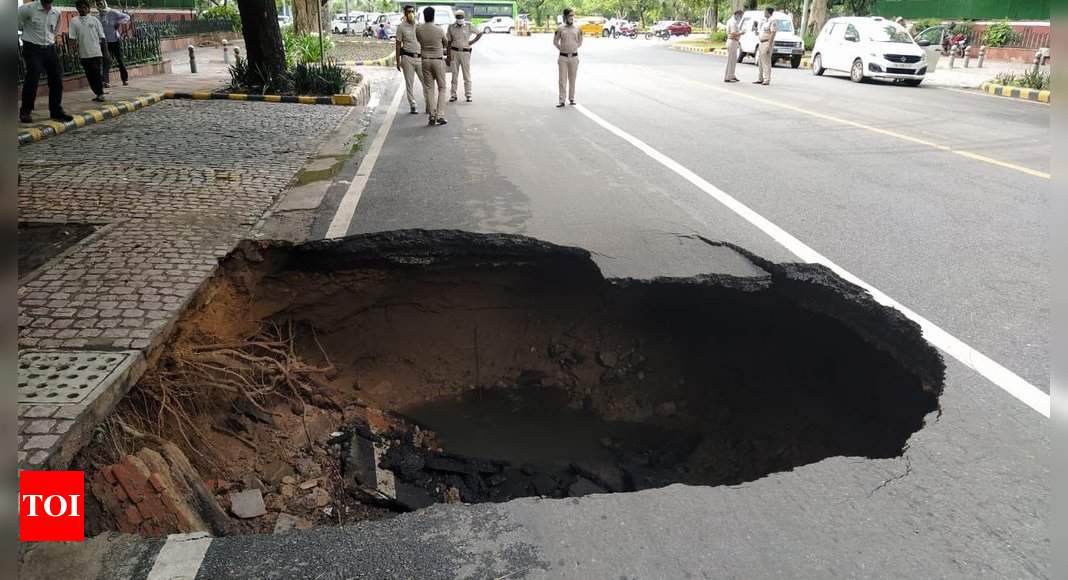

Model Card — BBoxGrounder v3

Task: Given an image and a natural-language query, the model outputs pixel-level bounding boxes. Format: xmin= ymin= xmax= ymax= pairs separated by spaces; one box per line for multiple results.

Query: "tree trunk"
xmin=292 ymin=0 xmax=329 ymax=35
xmin=806 ymin=0 xmax=827 ymax=36
xmin=235 ymin=0 xmax=287 ymax=77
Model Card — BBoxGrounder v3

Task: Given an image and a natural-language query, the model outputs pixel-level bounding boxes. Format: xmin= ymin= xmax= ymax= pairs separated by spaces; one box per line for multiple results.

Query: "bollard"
xmin=947 ymin=49 xmax=955 ymax=68
xmin=977 ymin=45 xmax=986 ymax=68
xmin=222 ymin=39 xmax=230 ymax=64
xmin=234 ymin=47 xmax=240 ymax=62
xmin=1032 ymin=51 xmax=1041 ymax=75
xmin=963 ymin=50 xmax=970 ymax=68
xmin=188 ymin=45 xmax=197 ymax=74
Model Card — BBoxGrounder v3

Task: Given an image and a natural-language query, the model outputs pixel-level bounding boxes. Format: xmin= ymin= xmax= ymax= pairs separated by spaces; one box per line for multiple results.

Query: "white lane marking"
xmin=146 ymin=532 xmax=213 ymax=580
xmin=574 ymin=103 xmax=1050 ymax=418
xmin=936 ymin=85 xmax=1049 ymax=105
xmin=325 ymin=84 xmax=404 ymax=238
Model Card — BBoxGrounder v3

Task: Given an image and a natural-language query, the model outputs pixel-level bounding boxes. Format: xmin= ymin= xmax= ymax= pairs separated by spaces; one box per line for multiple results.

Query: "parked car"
xmin=331 ymin=15 xmax=350 ymax=33
xmin=277 ymin=14 xmax=292 ymax=27
xmin=576 ymin=16 xmax=605 ymax=37
xmin=811 ymin=16 xmax=928 ymax=85
xmin=738 ymin=10 xmax=804 ymax=68
xmin=482 ymin=16 xmax=515 ymax=34
xmin=384 ymin=13 xmax=404 ymax=38
xmin=416 ymin=5 xmax=452 ymax=33
xmin=666 ymin=21 xmax=692 ymax=36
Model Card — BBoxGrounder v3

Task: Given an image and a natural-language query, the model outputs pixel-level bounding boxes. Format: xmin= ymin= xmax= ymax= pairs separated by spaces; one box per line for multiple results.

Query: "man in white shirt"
xmin=724 ymin=9 xmax=743 ymax=82
xmin=96 ymin=0 xmax=131 ymax=86
xmin=755 ymin=7 xmax=777 ymax=85
xmin=70 ymin=0 xmax=107 ymax=102
xmin=18 ymin=0 xmax=72 ymax=122
xmin=446 ymin=9 xmax=482 ymax=103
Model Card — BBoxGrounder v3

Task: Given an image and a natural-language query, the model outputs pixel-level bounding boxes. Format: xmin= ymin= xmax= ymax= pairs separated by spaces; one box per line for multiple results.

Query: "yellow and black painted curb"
xmin=670 ymin=44 xmax=812 ymax=68
xmin=979 ymin=82 xmax=1050 ymax=103
xmin=18 ymin=93 xmax=165 ymax=145
xmin=163 ymin=91 xmax=359 ymax=106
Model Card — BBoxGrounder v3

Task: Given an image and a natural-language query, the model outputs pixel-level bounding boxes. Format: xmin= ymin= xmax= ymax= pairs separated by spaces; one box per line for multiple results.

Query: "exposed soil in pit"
xmin=77 ymin=230 xmax=944 ymax=537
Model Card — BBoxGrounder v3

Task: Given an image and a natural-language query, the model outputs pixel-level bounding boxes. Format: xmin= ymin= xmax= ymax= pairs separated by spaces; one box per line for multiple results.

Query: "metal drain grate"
xmin=18 ymin=351 xmax=134 ymax=405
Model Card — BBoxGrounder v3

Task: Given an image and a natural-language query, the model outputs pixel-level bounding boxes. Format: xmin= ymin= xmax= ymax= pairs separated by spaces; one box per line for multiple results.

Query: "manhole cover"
xmin=18 ymin=350 xmax=134 ymax=405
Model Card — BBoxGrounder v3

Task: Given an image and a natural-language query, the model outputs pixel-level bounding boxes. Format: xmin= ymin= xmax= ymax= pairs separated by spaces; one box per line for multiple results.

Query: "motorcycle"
xmin=941 ymin=30 xmax=969 ymax=57
xmin=644 ymin=28 xmax=669 ymax=40
xmin=614 ymin=24 xmax=638 ymax=39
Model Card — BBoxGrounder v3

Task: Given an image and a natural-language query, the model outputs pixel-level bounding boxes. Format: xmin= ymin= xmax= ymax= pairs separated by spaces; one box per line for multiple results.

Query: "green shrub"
xmin=292 ymin=60 xmax=358 ymax=95
xmin=282 ymin=26 xmax=335 ymax=67
xmin=803 ymin=32 xmax=816 ymax=51
xmin=948 ymin=22 xmax=973 ymax=37
xmin=910 ymin=18 xmax=942 ymax=33
xmin=228 ymin=57 xmax=293 ymax=95
xmin=709 ymin=29 xmax=727 ymax=42
xmin=983 ymin=21 xmax=1019 ymax=47
xmin=202 ymin=4 xmax=241 ymax=32
xmin=993 ymin=70 xmax=1050 ymax=91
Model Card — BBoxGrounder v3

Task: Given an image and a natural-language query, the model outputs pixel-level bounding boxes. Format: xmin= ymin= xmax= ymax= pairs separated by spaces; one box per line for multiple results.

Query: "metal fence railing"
xmin=17 ymin=32 xmax=163 ymax=85
xmin=133 ymin=18 xmax=235 ymax=39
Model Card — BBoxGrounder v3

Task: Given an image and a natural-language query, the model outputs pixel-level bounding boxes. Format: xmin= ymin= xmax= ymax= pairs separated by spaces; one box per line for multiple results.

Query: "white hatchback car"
xmin=811 ymin=16 xmax=928 ymax=86
xmin=481 ymin=16 xmax=515 ymax=34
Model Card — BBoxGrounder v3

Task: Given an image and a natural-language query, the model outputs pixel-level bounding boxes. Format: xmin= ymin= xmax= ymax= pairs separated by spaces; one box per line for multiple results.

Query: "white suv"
xmin=738 ymin=10 xmax=805 ymax=68
xmin=811 ymin=16 xmax=928 ymax=86
xmin=482 ymin=16 xmax=515 ymax=34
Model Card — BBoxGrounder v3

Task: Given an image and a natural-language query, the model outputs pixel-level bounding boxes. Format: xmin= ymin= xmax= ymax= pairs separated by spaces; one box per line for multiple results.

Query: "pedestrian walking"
xmin=17 ymin=0 xmax=72 ymax=123
xmin=69 ymin=0 xmax=107 ymax=103
xmin=96 ymin=0 xmax=130 ymax=87
xmin=755 ymin=7 xmax=777 ymax=85
xmin=446 ymin=9 xmax=482 ymax=103
xmin=417 ymin=6 xmax=449 ymax=125
xmin=724 ymin=9 xmax=743 ymax=82
xmin=554 ymin=8 xmax=582 ymax=107
xmin=395 ymin=5 xmax=423 ymax=115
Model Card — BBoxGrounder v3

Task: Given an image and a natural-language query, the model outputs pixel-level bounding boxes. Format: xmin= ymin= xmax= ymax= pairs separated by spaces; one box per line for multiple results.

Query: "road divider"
xmin=979 ymin=82 xmax=1050 ymax=103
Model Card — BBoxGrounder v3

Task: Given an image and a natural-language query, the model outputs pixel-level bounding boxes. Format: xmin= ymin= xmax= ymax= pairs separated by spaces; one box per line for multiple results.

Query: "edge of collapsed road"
xmin=670 ymin=43 xmax=812 ymax=68
xmin=978 ymin=81 xmax=1051 ymax=103
xmin=14 ymin=90 xmax=371 ymax=473
xmin=16 ymin=78 xmax=373 ymax=147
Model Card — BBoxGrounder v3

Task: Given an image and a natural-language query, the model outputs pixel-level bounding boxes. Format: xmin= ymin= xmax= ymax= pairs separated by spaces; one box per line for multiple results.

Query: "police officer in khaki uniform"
xmin=724 ymin=9 xmax=743 ymax=82
xmin=416 ymin=6 xmax=449 ymax=125
xmin=553 ymin=8 xmax=582 ymax=107
xmin=755 ymin=7 xmax=777 ymax=85
xmin=395 ymin=5 xmax=423 ymax=114
xmin=446 ymin=9 xmax=482 ymax=102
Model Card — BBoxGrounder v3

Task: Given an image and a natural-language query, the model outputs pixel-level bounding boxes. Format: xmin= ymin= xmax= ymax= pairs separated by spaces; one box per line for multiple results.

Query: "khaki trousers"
xmin=757 ymin=40 xmax=772 ymax=84
xmin=449 ymin=50 xmax=472 ymax=98
xmin=401 ymin=54 xmax=423 ymax=108
xmin=725 ymin=39 xmax=740 ymax=80
xmin=558 ymin=55 xmax=579 ymax=103
xmin=421 ymin=58 xmax=448 ymax=118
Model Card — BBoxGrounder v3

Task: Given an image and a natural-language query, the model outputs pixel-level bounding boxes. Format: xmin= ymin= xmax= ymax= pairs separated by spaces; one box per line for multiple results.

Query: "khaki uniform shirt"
xmin=446 ymin=21 xmax=475 ymax=49
xmin=758 ymin=17 xmax=777 ymax=41
xmin=554 ymin=24 xmax=583 ymax=53
xmin=726 ymin=16 xmax=743 ymax=41
xmin=397 ymin=21 xmax=420 ymax=54
xmin=416 ymin=23 xmax=446 ymax=58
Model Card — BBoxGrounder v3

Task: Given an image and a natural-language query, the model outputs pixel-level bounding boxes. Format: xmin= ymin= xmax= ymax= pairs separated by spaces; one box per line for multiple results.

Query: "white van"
xmin=417 ymin=5 xmax=454 ymax=33
xmin=811 ymin=16 xmax=927 ymax=85
xmin=738 ymin=10 xmax=805 ymax=68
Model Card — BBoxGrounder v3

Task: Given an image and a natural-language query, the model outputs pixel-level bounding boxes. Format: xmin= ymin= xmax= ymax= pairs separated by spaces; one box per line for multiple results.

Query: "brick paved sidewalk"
xmin=18 ymin=44 xmax=238 ymax=129
xmin=17 ymin=84 xmax=358 ymax=469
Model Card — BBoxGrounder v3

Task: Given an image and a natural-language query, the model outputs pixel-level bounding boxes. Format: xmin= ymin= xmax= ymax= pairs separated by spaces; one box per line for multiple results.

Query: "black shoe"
xmin=465 ymin=97 xmax=472 ymax=102
xmin=753 ymin=80 xmax=764 ymax=84
xmin=122 ymin=80 xmax=129 ymax=86
xmin=556 ymin=103 xmax=565 ymax=108
xmin=410 ymin=106 xmax=418 ymax=114
xmin=19 ymin=112 xmax=32 ymax=123
xmin=428 ymin=117 xmax=437 ymax=126
xmin=92 ymin=96 xmax=106 ymax=103
xmin=50 ymin=112 xmax=74 ymax=122
xmin=103 ymin=82 xmax=110 ymax=88
xmin=569 ymin=99 xmax=576 ymax=105
xmin=449 ymin=96 xmax=458 ymax=102
xmin=435 ymin=117 xmax=448 ymax=125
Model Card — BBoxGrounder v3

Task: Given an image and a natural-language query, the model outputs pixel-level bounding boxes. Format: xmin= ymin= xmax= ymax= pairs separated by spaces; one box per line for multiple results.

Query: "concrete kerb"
xmin=670 ymin=44 xmax=812 ymax=68
xmin=979 ymin=81 xmax=1051 ymax=103
xmin=339 ymin=52 xmax=397 ymax=67
xmin=17 ymin=77 xmax=373 ymax=146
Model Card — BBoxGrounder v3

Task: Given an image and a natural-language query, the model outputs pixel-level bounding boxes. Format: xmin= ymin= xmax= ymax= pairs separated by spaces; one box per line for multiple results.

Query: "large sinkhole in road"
xmin=83 ymin=230 xmax=944 ymax=536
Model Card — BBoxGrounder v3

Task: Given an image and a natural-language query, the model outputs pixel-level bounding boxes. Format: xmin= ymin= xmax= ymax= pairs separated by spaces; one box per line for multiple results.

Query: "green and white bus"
xmin=404 ymin=0 xmax=517 ymax=28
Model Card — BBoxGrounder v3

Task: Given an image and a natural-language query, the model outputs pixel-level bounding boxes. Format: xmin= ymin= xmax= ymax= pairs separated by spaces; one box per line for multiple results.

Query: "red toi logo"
xmin=19 ymin=470 xmax=85 ymax=542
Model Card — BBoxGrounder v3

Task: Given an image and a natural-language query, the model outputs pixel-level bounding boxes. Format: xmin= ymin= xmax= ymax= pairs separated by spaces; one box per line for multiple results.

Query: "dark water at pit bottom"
xmin=400 ymin=387 xmax=691 ymax=469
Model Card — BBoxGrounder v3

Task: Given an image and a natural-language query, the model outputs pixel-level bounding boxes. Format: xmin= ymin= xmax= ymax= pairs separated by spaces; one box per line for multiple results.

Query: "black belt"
xmin=22 ymin=42 xmax=55 ymax=50
xmin=560 ymin=52 xmax=578 ymax=57
xmin=401 ymin=50 xmax=421 ymax=58
xmin=424 ymin=56 xmax=444 ymax=60
xmin=449 ymin=47 xmax=472 ymax=52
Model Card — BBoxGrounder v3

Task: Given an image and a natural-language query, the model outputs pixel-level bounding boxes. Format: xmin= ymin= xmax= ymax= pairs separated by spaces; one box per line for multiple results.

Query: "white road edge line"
xmin=325 ymin=84 xmax=404 ymax=239
xmin=574 ymin=103 xmax=1050 ymax=418
xmin=146 ymin=532 xmax=213 ymax=580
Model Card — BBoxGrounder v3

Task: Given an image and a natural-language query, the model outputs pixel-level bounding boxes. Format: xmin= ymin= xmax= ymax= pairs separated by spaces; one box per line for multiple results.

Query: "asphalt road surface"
xmin=44 ymin=35 xmax=1050 ymax=579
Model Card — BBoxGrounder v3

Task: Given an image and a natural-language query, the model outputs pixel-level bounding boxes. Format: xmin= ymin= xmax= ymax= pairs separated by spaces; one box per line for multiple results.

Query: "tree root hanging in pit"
xmin=106 ymin=320 xmax=340 ymax=467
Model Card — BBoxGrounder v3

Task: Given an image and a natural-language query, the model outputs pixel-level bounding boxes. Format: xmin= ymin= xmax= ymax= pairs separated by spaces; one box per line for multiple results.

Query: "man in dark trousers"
xmin=18 ymin=0 xmax=73 ymax=123
xmin=96 ymin=0 xmax=131 ymax=87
